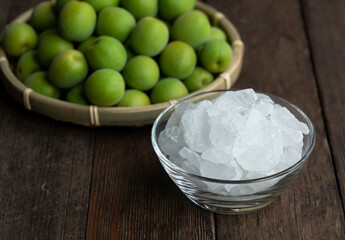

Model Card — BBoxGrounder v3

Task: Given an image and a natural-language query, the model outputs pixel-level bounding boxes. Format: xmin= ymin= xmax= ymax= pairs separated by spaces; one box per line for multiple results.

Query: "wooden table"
xmin=1 ymin=0 xmax=344 ymax=239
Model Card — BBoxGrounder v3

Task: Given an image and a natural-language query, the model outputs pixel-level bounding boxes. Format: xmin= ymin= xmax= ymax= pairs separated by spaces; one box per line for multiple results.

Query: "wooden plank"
xmin=0 ymin=0 xmax=94 ymax=239
xmin=86 ymin=126 xmax=215 ymax=239
xmin=301 ymin=0 xmax=345 ymax=208
xmin=0 ymin=97 xmax=94 ymax=239
xmin=202 ymin=0 xmax=345 ymax=239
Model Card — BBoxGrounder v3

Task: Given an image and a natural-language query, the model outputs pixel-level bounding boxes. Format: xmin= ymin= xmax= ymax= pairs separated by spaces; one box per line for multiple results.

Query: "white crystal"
xmin=205 ymin=182 xmax=237 ymax=195
xmin=281 ymin=145 xmax=303 ymax=165
xmin=281 ymin=128 xmax=303 ymax=147
xmin=200 ymin=146 xmax=242 ymax=182
xmin=251 ymin=101 xmax=274 ymax=117
xmin=257 ymin=93 xmax=274 ymax=104
xmin=178 ymin=147 xmax=201 ymax=170
xmin=166 ymin=147 xmax=202 ymax=174
xmin=271 ymin=105 xmax=309 ymax=134
xmin=181 ymin=100 xmax=213 ymax=153
xmin=158 ymin=126 xmax=185 ymax=157
xmin=201 ymin=146 xmax=233 ymax=163
xmin=170 ymin=156 xmax=199 ymax=174
xmin=166 ymin=101 xmax=196 ymax=128
xmin=235 ymin=145 xmax=280 ymax=172
xmin=272 ymin=162 xmax=293 ymax=173
xmin=199 ymin=159 xmax=242 ymax=180
xmin=208 ymin=111 xmax=243 ymax=147
xmin=207 ymin=89 xmax=257 ymax=117
xmin=180 ymin=160 xmax=199 ymax=174
xmin=245 ymin=108 xmax=267 ymax=130
xmin=233 ymin=109 xmax=283 ymax=171
xmin=229 ymin=185 xmax=256 ymax=196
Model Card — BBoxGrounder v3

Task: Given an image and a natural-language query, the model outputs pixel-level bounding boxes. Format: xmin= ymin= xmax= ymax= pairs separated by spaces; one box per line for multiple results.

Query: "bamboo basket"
xmin=0 ymin=1 xmax=244 ymax=126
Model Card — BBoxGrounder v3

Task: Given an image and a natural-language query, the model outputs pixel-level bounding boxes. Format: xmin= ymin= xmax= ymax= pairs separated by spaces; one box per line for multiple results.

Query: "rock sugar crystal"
xmin=158 ymin=89 xmax=309 ymax=193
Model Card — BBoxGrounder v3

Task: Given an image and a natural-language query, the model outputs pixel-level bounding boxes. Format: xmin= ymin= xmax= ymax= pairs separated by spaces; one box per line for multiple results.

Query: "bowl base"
xmin=190 ymin=198 xmax=275 ymax=215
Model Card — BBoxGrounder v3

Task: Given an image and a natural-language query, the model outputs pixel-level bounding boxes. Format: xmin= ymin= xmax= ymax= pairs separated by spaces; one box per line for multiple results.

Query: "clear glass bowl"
xmin=151 ymin=90 xmax=315 ymax=215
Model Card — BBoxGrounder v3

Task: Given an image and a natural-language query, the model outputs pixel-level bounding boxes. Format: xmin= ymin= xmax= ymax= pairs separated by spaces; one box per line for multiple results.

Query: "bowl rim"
xmin=151 ymin=89 xmax=316 ymax=183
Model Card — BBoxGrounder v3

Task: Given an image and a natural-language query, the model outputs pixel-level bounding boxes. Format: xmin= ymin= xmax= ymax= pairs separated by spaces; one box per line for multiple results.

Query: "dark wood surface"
xmin=0 ymin=0 xmax=344 ymax=239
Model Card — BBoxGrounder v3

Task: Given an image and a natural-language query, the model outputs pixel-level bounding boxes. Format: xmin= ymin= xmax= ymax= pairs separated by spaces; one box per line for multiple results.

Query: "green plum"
xmin=183 ymin=67 xmax=214 ymax=92
xmin=118 ymin=89 xmax=151 ymax=107
xmin=59 ymin=1 xmax=96 ymax=42
xmin=171 ymin=10 xmax=211 ymax=48
xmin=159 ymin=41 xmax=197 ymax=79
xmin=123 ymin=55 xmax=159 ymax=91
xmin=86 ymin=36 xmax=127 ymax=71
xmin=121 ymin=0 xmax=158 ymax=20
xmin=199 ymin=39 xmax=233 ymax=73
xmin=30 ymin=1 xmax=57 ymax=32
xmin=130 ymin=17 xmax=169 ymax=57
xmin=38 ymin=28 xmax=58 ymax=42
xmin=96 ymin=7 xmax=136 ymax=42
xmin=84 ymin=0 xmax=120 ymax=12
xmin=36 ymin=34 xmax=74 ymax=68
xmin=2 ymin=23 xmax=37 ymax=57
xmin=210 ymin=26 xmax=227 ymax=41
xmin=84 ymin=69 xmax=125 ymax=106
xmin=158 ymin=0 xmax=196 ymax=21
xmin=55 ymin=0 xmax=75 ymax=12
xmin=24 ymin=71 xmax=61 ymax=99
xmin=48 ymin=49 xmax=88 ymax=89
xmin=16 ymin=50 xmax=42 ymax=82
xmin=77 ymin=36 xmax=97 ymax=54
xmin=65 ymin=85 xmax=88 ymax=105
xmin=150 ymin=78 xmax=188 ymax=104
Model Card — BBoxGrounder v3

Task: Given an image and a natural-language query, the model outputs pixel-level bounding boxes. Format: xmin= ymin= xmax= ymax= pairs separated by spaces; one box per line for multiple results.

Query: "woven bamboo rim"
xmin=0 ymin=1 xmax=244 ymax=126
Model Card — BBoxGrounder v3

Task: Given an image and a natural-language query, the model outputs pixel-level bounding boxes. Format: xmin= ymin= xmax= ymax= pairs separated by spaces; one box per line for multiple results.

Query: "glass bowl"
xmin=151 ymin=90 xmax=315 ymax=215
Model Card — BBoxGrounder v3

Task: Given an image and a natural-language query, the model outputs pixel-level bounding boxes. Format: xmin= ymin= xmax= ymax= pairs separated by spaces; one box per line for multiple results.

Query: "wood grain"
xmin=202 ymin=0 xmax=345 ymax=239
xmin=0 ymin=1 xmax=94 ymax=239
xmin=0 ymin=80 xmax=94 ymax=239
xmin=301 ymin=0 xmax=345 ymax=208
xmin=86 ymin=126 xmax=215 ymax=239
